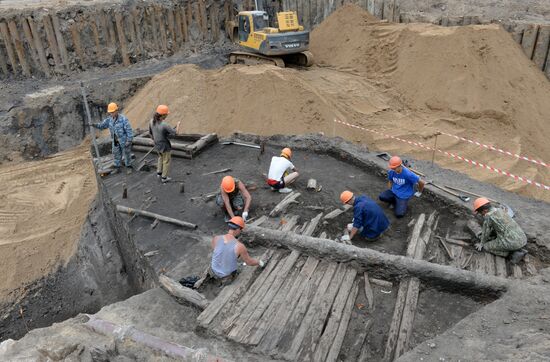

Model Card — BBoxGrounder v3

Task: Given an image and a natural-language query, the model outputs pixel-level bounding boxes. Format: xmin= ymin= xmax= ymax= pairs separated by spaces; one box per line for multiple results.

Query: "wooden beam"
xmin=405 ymin=213 xmax=426 ymax=257
xmin=155 ymin=6 xmax=168 ymax=53
xmin=7 ymin=20 xmax=31 ymax=76
xmin=116 ymin=205 xmax=197 ymax=229
xmin=494 ymin=256 xmax=507 ymax=278
xmin=0 ymin=22 xmax=19 ymax=74
xmin=159 ymin=275 xmax=209 ymax=309
xmin=364 ymin=272 xmax=374 ymax=310
xmin=394 ymin=278 xmax=420 ymax=358
xmin=51 ymin=15 xmax=69 ymax=69
xmin=199 ymin=0 xmax=208 ymax=38
xmin=167 ymin=7 xmax=177 ymax=49
xmin=20 ymin=18 xmax=39 ymax=70
xmin=280 ymin=215 xmax=300 ymax=232
xmin=383 ymin=279 xmax=409 ymax=362
xmin=114 ymin=13 xmax=131 ymax=66
xmin=42 ymin=15 xmax=62 ymax=72
xmin=323 ymin=204 xmax=352 ymax=219
xmin=210 ymin=4 xmax=220 ymax=42
xmin=131 ymin=7 xmax=144 ymax=56
xmin=148 ymin=7 xmax=159 ymax=51
xmin=132 ymin=145 xmax=192 ymax=159
xmin=186 ymin=3 xmax=193 ymax=39
xmin=0 ymin=44 xmax=8 ymax=75
xmin=174 ymin=7 xmax=184 ymax=47
xmin=69 ymin=22 xmax=86 ymax=68
xmin=302 ymin=212 xmax=322 ymax=236
xmin=27 ymin=17 xmax=50 ymax=76
xmin=90 ymin=19 xmax=102 ymax=59
xmin=181 ymin=4 xmax=189 ymax=42
xmin=269 ymin=192 xmax=301 ymax=217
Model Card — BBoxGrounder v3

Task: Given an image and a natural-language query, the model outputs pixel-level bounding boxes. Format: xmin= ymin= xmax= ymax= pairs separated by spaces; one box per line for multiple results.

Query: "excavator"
xmin=227 ymin=10 xmax=314 ymax=67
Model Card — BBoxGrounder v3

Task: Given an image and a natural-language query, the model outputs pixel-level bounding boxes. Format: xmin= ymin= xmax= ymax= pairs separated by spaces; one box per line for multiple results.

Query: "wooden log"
xmin=156 ymin=6 xmax=168 ymax=53
xmin=370 ymin=277 xmax=393 ymax=288
xmin=521 ymin=24 xmax=539 ymax=59
xmin=27 ymin=17 xmax=50 ymax=76
xmin=147 ymin=7 xmax=159 ymax=50
xmin=116 ymin=205 xmax=197 ymax=229
xmin=69 ymin=22 xmax=86 ymax=68
xmin=180 ymin=4 xmax=189 ymax=42
xmin=281 ymin=215 xmax=300 ymax=232
xmin=132 ymin=137 xmax=193 ymax=153
xmin=188 ymin=133 xmax=218 ymax=152
xmin=532 ymin=25 xmax=550 ymax=70
xmin=125 ymin=14 xmax=137 ymax=52
xmin=512 ymin=264 xmax=522 ymax=279
xmin=325 ymin=280 xmax=359 ymax=362
xmin=323 ymin=204 xmax=352 ymax=220
xmin=406 ymin=214 xmax=426 ymax=257
xmin=218 ymin=252 xmax=284 ymax=334
xmin=484 ymin=253 xmax=496 ymax=276
xmin=495 ymin=256 xmax=507 ymax=278
xmin=167 ymin=7 xmax=177 ymax=48
xmin=131 ymin=8 xmax=144 ymax=55
xmin=51 ymin=15 xmax=69 ymax=69
xmin=383 ymin=279 xmax=409 ymax=362
xmin=249 ymin=215 xmax=268 ymax=227
xmin=174 ymin=7 xmax=184 ymax=46
xmin=159 ymin=275 xmax=209 ymax=309
xmin=0 ymin=22 xmax=18 ymax=74
xmin=21 ymin=18 xmax=39 ymax=70
xmin=132 ymin=145 xmax=191 ymax=159
xmin=524 ymin=255 xmax=537 ymax=276
xmin=90 ymin=19 xmax=102 ymax=58
xmin=283 ymin=262 xmax=344 ymax=360
xmin=364 ymin=272 xmax=374 ymax=310
xmin=185 ymin=3 xmax=193 ymax=40
xmin=311 ymin=267 xmax=358 ymax=361
xmin=7 ymin=21 xmax=31 ymax=76
xmin=246 ymin=226 xmax=510 ymax=294
xmin=211 ymin=4 xmax=220 ymax=42
xmin=197 ymin=250 xmax=273 ymax=327
xmin=302 ymin=212 xmax=322 ymax=236
xmin=306 ymin=178 xmax=317 ymax=190
xmin=114 ymin=13 xmax=131 ymax=66
xmin=446 ymin=237 xmax=471 ymax=248
xmin=198 ymin=0 xmax=208 ymax=39
xmin=230 ymin=251 xmax=301 ymax=342
xmin=250 ymin=256 xmax=320 ymax=348
xmin=394 ymin=278 xmax=420 ymax=358
xmin=269 ymin=192 xmax=301 ymax=217
xmin=106 ymin=14 xmax=118 ymax=51
xmin=42 ymin=15 xmax=62 ymax=71
xmin=0 ymin=46 xmax=8 ymax=75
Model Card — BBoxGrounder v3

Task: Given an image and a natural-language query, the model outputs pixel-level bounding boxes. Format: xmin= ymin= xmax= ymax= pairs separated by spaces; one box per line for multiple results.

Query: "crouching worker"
xmin=216 ymin=176 xmax=252 ymax=221
xmin=473 ymin=197 xmax=527 ymax=264
xmin=340 ymin=191 xmax=390 ymax=243
xmin=194 ymin=217 xmax=266 ymax=288
xmin=379 ymin=156 xmax=424 ymax=218
xmin=267 ymin=147 xmax=299 ymax=194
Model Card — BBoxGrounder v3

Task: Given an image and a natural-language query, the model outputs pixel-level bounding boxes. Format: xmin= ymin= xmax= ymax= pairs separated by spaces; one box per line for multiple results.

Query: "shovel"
xmin=136 ymin=147 xmax=155 ymax=171
xmin=444 ymin=185 xmax=515 ymax=218
xmin=426 ymin=181 xmax=470 ymax=202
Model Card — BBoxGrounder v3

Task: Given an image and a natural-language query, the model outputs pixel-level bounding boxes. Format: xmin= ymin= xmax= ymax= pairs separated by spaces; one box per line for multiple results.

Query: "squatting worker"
xmin=92 ymin=102 xmax=133 ymax=173
xmin=194 ymin=217 xmax=266 ymax=288
xmin=378 ymin=156 xmax=424 ymax=217
xmin=473 ymin=197 xmax=527 ymax=264
xmin=340 ymin=191 xmax=390 ymax=243
xmin=148 ymin=104 xmax=180 ymax=183
xmin=217 ymin=175 xmax=252 ymax=222
xmin=267 ymin=147 xmax=299 ymax=194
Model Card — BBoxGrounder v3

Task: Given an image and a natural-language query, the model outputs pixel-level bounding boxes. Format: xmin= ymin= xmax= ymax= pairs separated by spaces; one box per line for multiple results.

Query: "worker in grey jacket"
xmin=148 ymin=105 xmax=180 ymax=183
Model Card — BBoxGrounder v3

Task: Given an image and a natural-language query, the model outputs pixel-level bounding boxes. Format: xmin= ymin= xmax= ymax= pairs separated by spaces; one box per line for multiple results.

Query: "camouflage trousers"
xmin=113 ymin=144 xmax=132 ymax=168
xmin=483 ymin=236 xmax=527 ymax=257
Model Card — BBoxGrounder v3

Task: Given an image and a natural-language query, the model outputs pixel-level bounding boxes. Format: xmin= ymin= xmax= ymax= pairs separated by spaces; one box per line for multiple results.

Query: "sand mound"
xmin=125 ymin=64 xmax=338 ymax=136
xmin=0 ymin=145 xmax=96 ymax=302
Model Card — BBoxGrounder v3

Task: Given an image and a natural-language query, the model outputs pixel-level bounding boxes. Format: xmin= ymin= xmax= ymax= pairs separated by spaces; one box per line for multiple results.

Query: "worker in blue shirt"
xmin=379 ymin=156 xmax=424 ymax=218
xmin=340 ymin=191 xmax=390 ymax=243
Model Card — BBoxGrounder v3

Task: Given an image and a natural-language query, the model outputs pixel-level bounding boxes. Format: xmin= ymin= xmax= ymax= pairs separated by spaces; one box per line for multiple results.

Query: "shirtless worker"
xmin=340 ymin=191 xmax=390 ymax=243
xmin=266 ymin=147 xmax=299 ymax=193
xmin=194 ymin=216 xmax=266 ymax=288
xmin=216 ymin=175 xmax=252 ymax=222
xmin=473 ymin=197 xmax=527 ymax=264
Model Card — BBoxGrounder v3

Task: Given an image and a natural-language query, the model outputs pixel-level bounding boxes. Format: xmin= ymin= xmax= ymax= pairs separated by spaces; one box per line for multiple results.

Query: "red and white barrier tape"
xmin=440 ymin=131 xmax=548 ymax=168
xmin=334 ymin=119 xmax=550 ymax=191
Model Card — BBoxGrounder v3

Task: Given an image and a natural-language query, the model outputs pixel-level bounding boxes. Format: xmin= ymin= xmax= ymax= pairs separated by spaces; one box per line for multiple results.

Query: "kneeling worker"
xmin=194 ymin=216 xmax=266 ymax=288
xmin=340 ymin=191 xmax=390 ymax=243
xmin=473 ymin=197 xmax=527 ymax=263
xmin=379 ymin=156 xmax=424 ymax=218
xmin=216 ymin=175 xmax=252 ymax=221
xmin=267 ymin=147 xmax=299 ymax=193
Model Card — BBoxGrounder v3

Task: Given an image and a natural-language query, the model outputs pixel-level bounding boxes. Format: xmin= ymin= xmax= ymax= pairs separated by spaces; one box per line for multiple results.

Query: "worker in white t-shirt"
xmin=266 ymin=147 xmax=299 ymax=194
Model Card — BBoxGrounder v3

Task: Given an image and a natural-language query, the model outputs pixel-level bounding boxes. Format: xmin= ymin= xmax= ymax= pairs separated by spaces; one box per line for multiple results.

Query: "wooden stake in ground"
xmin=51 ymin=15 xmax=70 ymax=69
xmin=115 ymin=12 xmax=131 ymax=66
xmin=116 ymin=205 xmax=197 ymax=229
xmin=7 ymin=20 xmax=31 ymax=76
xmin=0 ymin=22 xmax=19 ymax=75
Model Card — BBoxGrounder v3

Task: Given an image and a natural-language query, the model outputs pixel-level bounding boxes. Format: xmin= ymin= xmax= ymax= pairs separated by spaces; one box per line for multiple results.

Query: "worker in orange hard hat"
xmin=194 ymin=216 xmax=267 ymax=289
xmin=378 ymin=156 xmax=425 ymax=218
xmin=91 ymin=102 xmax=134 ymax=173
xmin=266 ymin=147 xmax=299 ymax=193
xmin=472 ymin=197 xmax=527 ymax=263
xmin=148 ymin=104 xmax=180 ymax=183
xmin=339 ymin=190 xmax=390 ymax=244
xmin=216 ymin=175 xmax=252 ymax=222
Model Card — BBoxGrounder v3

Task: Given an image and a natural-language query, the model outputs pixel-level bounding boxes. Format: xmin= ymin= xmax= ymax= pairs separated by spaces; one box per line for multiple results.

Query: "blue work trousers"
xmin=113 ymin=144 xmax=132 ymax=167
xmin=378 ymin=190 xmax=409 ymax=218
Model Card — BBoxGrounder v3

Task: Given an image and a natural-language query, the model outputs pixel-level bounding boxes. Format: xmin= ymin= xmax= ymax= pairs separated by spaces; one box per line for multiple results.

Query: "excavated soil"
xmin=0 ymin=143 xmax=97 ymax=303
xmin=125 ymin=4 xmax=550 ymax=202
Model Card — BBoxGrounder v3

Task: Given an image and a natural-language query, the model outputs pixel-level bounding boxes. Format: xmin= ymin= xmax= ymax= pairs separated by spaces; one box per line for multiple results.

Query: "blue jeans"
xmin=379 ymin=190 xmax=409 ymax=218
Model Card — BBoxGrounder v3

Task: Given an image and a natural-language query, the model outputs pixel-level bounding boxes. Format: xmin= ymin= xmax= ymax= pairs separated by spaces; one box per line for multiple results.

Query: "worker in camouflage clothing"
xmin=473 ymin=197 xmax=527 ymax=263
xmin=92 ymin=102 xmax=134 ymax=172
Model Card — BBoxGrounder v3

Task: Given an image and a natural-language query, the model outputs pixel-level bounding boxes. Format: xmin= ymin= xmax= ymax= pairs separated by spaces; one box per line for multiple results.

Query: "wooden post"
xmin=186 ymin=3 xmax=193 ymax=37
xmin=174 ymin=7 xmax=184 ymax=46
xmin=131 ymin=7 xmax=144 ymax=56
xmin=7 ymin=21 xmax=31 ymax=76
xmin=51 ymin=15 xmax=69 ymax=69
xmin=532 ymin=25 xmax=550 ymax=70
xmin=199 ymin=0 xmax=208 ymax=39
xmin=42 ymin=15 xmax=62 ymax=72
xmin=521 ymin=24 xmax=539 ymax=59
xmin=27 ymin=17 xmax=50 ymax=76
xmin=211 ymin=4 xmax=220 ymax=42
xmin=90 ymin=19 xmax=101 ymax=58
xmin=69 ymin=22 xmax=86 ymax=68
xmin=125 ymin=13 xmax=137 ymax=52
xmin=155 ymin=6 xmax=168 ymax=53
xmin=114 ymin=13 xmax=131 ymax=66
xmin=167 ymin=7 xmax=177 ymax=49
xmin=21 ymin=18 xmax=39 ymax=69
xmin=0 ymin=46 xmax=8 ymax=75
xmin=181 ymin=5 xmax=189 ymax=42
xmin=106 ymin=13 xmax=118 ymax=51
xmin=148 ymin=7 xmax=159 ymax=50
xmin=0 ymin=22 xmax=19 ymax=74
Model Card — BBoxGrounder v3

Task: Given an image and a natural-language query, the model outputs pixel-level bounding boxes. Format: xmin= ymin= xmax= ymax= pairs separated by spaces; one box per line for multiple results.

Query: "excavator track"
xmin=229 ymin=51 xmax=285 ymax=68
xmin=282 ymin=51 xmax=314 ymax=67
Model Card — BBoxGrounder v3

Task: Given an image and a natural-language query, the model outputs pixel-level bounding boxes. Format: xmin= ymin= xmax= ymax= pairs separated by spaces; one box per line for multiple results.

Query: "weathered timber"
xmin=185 ymin=3 xmax=193 ymax=41
xmin=302 ymin=212 xmax=322 ymax=236
xmin=211 ymin=5 xmax=220 ymax=42
xmin=7 ymin=21 xmax=31 ymax=76
xmin=131 ymin=8 xmax=144 ymax=55
xmin=311 ymin=267 xmax=358 ymax=361
xmin=159 ymin=275 xmax=209 ymax=309
xmin=42 ymin=15 xmax=62 ymax=71
xmin=0 ymin=46 xmax=8 ymax=75
xmin=357 ymin=319 xmax=375 ymax=361
xmin=512 ymin=264 xmax=522 ymax=279
xmin=249 ymin=215 xmax=268 ymax=227
xmin=167 ymin=8 xmax=177 ymax=47
xmin=406 ymin=214 xmax=426 ymax=257
xmin=230 ymin=251 xmax=301 ymax=342
xmin=438 ymin=236 xmax=454 ymax=260
xmin=20 ymin=18 xmax=39 ymax=69
xmin=0 ymin=22 xmax=18 ymax=74
xmin=250 ymin=256 xmax=320 ymax=348
xmin=364 ymin=272 xmax=374 ymax=310
xmin=189 ymin=133 xmax=218 ymax=152
xmin=90 ymin=19 xmax=102 ymax=57
xmin=484 ymin=253 xmax=496 ymax=276
xmin=446 ymin=237 xmax=471 ymax=247
xmin=198 ymin=0 xmax=208 ymax=38
xmin=394 ymin=278 xmax=420 ymax=359
xmin=69 ymin=22 xmax=85 ymax=68
xmin=114 ymin=13 xmax=130 ymax=66
xmin=306 ymin=178 xmax=317 ymax=190
xmin=51 ymin=15 xmax=69 ymax=69
xmin=371 ymin=277 xmax=393 ymax=288
xmin=325 ymin=280 xmax=360 ymax=362
xmin=383 ymin=279 xmax=409 ymax=362
xmin=197 ymin=250 xmax=273 ymax=327
xmin=148 ymin=7 xmax=159 ymax=50
xmin=269 ymin=192 xmax=301 ymax=217
xmin=174 ymin=8 xmax=184 ymax=45
xmin=323 ymin=204 xmax=352 ymax=219
xmin=524 ymin=255 xmax=537 ymax=276
xmin=156 ymin=6 xmax=168 ymax=52
xmin=521 ymin=24 xmax=539 ymax=59
xmin=132 ymin=137 xmax=193 ymax=153
xmin=281 ymin=215 xmax=300 ymax=232
xmin=116 ymin=205 xmax=197 ymax=229
xmin=495 ymin=256 xmax=507 ymax=278
xmin=246 ymin=226 xmax=510 ymax=294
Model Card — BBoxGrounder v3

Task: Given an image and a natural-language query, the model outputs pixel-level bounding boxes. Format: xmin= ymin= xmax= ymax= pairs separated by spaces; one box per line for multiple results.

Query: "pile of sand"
xmin=0 ymin=145 xmax=97 ymax=302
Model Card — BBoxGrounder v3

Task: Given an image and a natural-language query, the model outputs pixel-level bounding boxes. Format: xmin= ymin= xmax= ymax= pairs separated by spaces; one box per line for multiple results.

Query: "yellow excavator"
xmin=227 ymin=10 xmax=314 ymax=67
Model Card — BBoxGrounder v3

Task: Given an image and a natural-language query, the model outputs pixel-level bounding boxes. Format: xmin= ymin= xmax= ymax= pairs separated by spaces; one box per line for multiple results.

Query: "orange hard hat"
xmin=107 ymin=102 xmax=118 ymax=113
xmin=228 ymin=216 xmax=245 ymax=230
xmin=281 ymin=148 xmax=292 ymax=159
xmin=156 ymin=104 xmax=170 ymax=115
xmin=340 ymin=190 xmax=354 ymax=204
xmin=221 ymin=176 xmax=236 ymax=193
xmin=473 ymin=197 xmax=490 ymax=212
xmin=389 ymin=156 xmax=402 ymax=169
